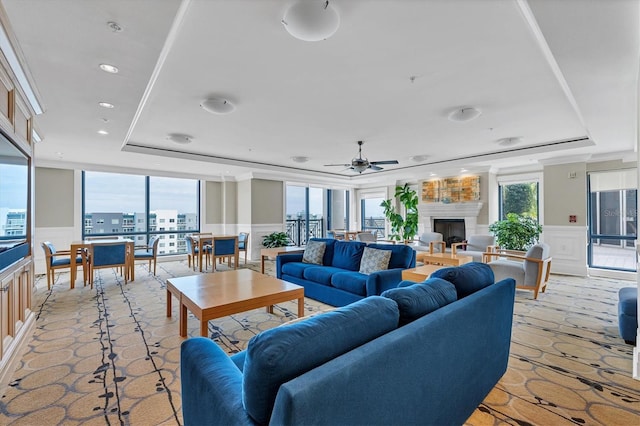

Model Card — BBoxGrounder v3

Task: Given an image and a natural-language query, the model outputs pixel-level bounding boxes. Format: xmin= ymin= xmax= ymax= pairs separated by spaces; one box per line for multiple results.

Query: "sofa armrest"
xmin=181 ymin=338 xmax=256 ymax=426
xmin=276 ymin=253 xmax=304 ymax=278
xmin=366 ymin=268 xmax=404 ymax=296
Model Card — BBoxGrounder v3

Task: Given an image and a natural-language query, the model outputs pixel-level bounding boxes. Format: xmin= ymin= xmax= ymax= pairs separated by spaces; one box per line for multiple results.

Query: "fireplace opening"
xmin=433 ymin=219 xmax=465 ymax=247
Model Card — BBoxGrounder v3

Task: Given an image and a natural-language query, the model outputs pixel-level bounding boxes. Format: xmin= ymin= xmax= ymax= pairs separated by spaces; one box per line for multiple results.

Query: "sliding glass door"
xmin=587 ymin=169 xmax=637 ymax=271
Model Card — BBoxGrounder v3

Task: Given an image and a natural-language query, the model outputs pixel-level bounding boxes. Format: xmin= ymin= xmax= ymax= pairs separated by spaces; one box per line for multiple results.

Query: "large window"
xmin=361 ymin=196 xmax=385 ymax=238
xmin=83 ymin=171 xmax=200 ymax=255
xmin=285 ymin=185 xmax=325 ymax=246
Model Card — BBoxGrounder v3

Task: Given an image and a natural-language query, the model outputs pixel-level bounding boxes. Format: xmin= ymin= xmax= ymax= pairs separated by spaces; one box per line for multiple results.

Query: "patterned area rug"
xmin=0 ymin=260 xmax=638 ymax=425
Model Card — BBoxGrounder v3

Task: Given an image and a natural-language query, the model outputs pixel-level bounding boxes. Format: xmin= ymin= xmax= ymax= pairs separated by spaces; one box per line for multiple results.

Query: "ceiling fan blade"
xmin=370 ymin=160 xmax=398 ymax=165
xmin=324 ymin=163 xmax=351 ymax=167
xmin=369 ymin=165 xmax=384 ymax=171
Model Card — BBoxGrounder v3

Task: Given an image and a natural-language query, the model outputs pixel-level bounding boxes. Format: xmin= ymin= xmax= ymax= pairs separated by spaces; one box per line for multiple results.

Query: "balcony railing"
xmin=286 ymin=218 xmax=324 ymax=246
xmin=362 ymin=217 xmax=386 ymax=239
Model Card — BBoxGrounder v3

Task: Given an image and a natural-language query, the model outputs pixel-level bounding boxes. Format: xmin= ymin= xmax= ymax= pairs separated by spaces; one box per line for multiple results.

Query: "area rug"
xmin=0 ymin=260 xmax=638 ymax=425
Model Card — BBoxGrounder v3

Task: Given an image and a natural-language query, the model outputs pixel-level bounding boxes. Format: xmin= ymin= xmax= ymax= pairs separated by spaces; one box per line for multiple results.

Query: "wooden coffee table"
xmin=260 ymin=246 xmax=305 ymax=273
xmin=166 ymin=269 xmax=304 ymax=337
xmin=416 ymin=252 xmax=473 ymax=266
xmin=401 ymin=264 xmax=446 ymax=282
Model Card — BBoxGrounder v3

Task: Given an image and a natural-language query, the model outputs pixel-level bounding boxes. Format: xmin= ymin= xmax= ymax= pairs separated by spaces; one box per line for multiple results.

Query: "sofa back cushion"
xmin=242 ymin=296 xmax=399 ymax=424
xmin=308 ymin=238 xmax=337 ymax=265
xmin=368 ymin=243 xmax=416 ymax=269
xmin=430 ymin=262 xmax=495 ymax=298
xmin=381 ymin=278 xmax=457 ymax=325
xmin=331 ymin=240 xmax=366 ymax=270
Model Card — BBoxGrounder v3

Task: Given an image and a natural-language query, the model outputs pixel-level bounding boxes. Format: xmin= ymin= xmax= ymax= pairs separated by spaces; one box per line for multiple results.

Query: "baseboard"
xmin=0 ymin=311 xmax=36 ymax=396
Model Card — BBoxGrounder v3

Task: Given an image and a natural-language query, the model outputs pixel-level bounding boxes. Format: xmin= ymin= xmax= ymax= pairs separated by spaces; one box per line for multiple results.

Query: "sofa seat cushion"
xmin=303 ymin=266 xmax=346 ymax=285
xmin=331 ymin=240 xmax=366 ymax=271
xmin=381 ymin=278 xmax=457 ymax=324
xmin=242 ymin=296 xmax=400 ymax=425
xmin=281 ymin=262 xmax=317 ymax=279
xmin=489 ymin=259 xmax=525 ymax=285
xmin=430 ymin=262 xmax=495 ymax=298
xmin=331 ymin=271 xmax=368 ymax=296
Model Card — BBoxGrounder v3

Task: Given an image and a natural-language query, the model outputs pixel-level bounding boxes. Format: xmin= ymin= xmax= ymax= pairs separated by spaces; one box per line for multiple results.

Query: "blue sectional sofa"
xmin=276 ymin=238 xmax=416 ymax=306
xmin=181 ymin=263 xmax=517 ymax=425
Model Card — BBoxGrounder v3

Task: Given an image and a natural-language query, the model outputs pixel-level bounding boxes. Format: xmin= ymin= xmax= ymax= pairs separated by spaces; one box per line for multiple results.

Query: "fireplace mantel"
xmin=418 ymin=202 xmax=483 ymax=236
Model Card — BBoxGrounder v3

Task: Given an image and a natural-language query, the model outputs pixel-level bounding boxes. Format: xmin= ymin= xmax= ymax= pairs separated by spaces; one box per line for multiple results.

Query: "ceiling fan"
xmin=325 ymin=141 xmax=399 ymax=173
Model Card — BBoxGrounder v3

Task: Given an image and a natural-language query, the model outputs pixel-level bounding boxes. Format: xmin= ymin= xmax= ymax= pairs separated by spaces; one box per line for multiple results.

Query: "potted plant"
xmin=488 ymin=213 xmax=542 ymax=251
xmin=380 ymin=183 xmax=419 ymax=243
xmin=262 ymin=231 xmax=291 ymax=248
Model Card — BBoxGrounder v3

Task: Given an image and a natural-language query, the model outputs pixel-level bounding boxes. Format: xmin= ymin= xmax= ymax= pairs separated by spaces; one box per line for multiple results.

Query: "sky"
xmin=0 ymin=164 xmax=28 ymax=211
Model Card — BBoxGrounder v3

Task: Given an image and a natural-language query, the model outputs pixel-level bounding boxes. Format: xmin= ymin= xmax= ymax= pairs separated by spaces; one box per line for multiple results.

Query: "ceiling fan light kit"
xmin=448 ymin=107 xmax=482 ymax=122
xmin=201 ymin=98 xmax=235 ymax=114
xmin=282 ymin=0 xmax=340 ymax=42
xmin=325 ymin=140 xmax=398 ymax=173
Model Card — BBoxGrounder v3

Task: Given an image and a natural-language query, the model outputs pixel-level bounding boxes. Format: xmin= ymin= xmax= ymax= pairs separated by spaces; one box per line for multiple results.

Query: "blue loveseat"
xmin=181 ymin=263 xmax=516 ymax=425
xmin=276 ymin=238 xmax=416 ymax=306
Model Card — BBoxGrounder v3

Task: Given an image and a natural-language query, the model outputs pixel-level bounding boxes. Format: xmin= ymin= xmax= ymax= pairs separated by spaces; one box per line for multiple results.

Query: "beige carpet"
xmin=0 ymin=260 xmax=638 ymax=425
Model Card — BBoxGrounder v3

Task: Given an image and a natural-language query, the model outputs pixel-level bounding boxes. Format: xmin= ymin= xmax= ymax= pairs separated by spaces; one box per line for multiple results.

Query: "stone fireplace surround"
xmin=417 ymin=202 xmax=484 ymax=239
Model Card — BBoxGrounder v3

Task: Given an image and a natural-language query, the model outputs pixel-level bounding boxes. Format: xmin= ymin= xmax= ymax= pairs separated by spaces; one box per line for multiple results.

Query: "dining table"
xmin=69 ymin=238 xmax=135 ymax=288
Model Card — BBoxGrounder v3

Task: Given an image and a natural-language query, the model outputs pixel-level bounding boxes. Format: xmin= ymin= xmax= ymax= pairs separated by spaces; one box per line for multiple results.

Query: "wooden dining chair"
xmin=88 ymin=241 xmax=130 ymax=288
xmin=41 ymin=241 xmax=87 ymax=289
xmin=134 ymin=236 xmax=160 ymax=275
xmin=238 ymin=232 xmax=249 ymax=264
xmin=211 ymin=236 xmax=239 ymax=271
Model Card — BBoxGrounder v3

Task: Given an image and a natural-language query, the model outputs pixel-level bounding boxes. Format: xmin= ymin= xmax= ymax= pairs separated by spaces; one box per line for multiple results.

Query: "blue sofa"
xmin=181 ymin=263 xmax=516 ymax=425
xmin=276 ymin=238 xmax=416 ymax=306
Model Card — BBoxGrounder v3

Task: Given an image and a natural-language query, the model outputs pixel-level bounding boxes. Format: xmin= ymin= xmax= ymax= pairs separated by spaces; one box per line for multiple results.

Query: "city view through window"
xmin=83 ymin=172 xmax=199 ymax=255
xmin=0 ymin=163 xmax=28 ymax=239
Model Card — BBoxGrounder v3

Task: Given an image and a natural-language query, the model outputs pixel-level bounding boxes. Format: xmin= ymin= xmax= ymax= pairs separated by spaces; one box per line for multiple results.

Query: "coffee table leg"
xmin=180 ymin=303 xmax=187 ymax=337
xmin=200 ymin=320 xmax=209 ymax=337
xmin=297 ymin=297 xmax=304 ymax=318
xmin=266 ymin=305 xmax=273 ymax=314
xmin=166 ymin=289 xmax=172 ymax=317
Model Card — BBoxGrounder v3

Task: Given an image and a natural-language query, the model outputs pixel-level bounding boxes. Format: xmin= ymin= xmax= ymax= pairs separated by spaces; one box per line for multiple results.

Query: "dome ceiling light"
xmin=448 ymin=107 xmax=482 ymax=122
xmin=167 ymin=133 xmax=193 ymax=144
xmin=410 ymin=154 xmax=429 ymax=163
xmin=200 ymin=98 xmax=235 ymax=114
xmin=291 ymin=156 xmax=309 ymax=163
xmin=282 ymin=0 xmax=340 ymax=42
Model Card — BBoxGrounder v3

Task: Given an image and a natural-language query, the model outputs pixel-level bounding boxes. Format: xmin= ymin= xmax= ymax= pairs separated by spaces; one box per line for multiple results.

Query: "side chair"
xmin=185 ymin=235 xmax=211 ymax=271
xmin=211 ymin=236 xmax=239 ymax=271
xmin=41 ymin=241 xmax=87 ymax=290
xmin=238 ymin=232 xmax=249 ymax=264
xmin=134 ymin=235 xmax=160 ymax=275
xmin=89 ymin=241 xmax=131 ymax=288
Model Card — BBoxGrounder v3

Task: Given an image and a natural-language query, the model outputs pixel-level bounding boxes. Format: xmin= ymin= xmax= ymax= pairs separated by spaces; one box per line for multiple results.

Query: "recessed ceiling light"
xmin=99 ymin=102 xmax=114 ymax=109
xmin=497 ymin=137 xmax=523 ymax=147
xmin=410 ymin=154 xmax=429 ymax=162
xmin=200 ymin=98 xmax=235 ymax=114
xmin=430 ymin=173 xmax=437 ymax=177
xmin=167 ymin=133 xmax=193 ymax=144
xmin=99 ymin=63 xmax=119 ymax=74
xmin=460 ymin=168 xmax=468 ymax=173
xmin=97 ymin=130 xmax=109 ymax=135
xmin=448 ymin=107 xmax=481 ymax=122
xmin=291 ymin=156 xmax=309 ymax=163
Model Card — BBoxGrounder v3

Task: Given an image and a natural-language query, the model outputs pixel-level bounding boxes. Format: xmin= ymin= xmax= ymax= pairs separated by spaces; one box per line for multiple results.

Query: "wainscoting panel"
xmin=542 ymin=225 xmax=587 ymax=276
xmin=247 ymin=223 xmax=286 ymax=261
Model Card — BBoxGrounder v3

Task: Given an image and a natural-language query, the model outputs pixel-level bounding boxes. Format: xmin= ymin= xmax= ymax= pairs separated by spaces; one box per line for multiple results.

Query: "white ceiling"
xmin=2 ymin=0 xmax=638 ymax=187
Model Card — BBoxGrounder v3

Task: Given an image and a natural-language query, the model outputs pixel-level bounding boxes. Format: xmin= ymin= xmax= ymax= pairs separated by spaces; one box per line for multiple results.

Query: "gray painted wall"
xmin=205 ymin=181 xmax=222 ymax=224
xmin=224 ymin=181 xmax=237 ymax=224
xmin=237 ymin=180 xmax=252 ymax=224
xmin=544 ymin=162 xmax=587 ymax=226
xmin=35 ymin=167 xmax=74 ymax=227
xmin=251 ymin=179 xmax=283 ymax=224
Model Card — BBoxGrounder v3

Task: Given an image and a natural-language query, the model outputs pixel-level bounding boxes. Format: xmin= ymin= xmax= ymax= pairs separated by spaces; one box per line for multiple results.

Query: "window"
xmin=285 ymin=185 xmax=328 ymax=245
xmin=83 ymin=171 xmax=200 ymax=255
xmin=499 ymin=182 xmax=539 ymax=220
xmin=361 ymin=195 xmax=386 ymax=238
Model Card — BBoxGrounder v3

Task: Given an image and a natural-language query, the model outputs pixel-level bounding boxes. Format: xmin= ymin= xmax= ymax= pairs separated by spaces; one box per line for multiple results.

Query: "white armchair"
xmin=484 ymin=243 xmax=552 ymax=299
xmin=451 ymin=235 xmax=497 ymax=262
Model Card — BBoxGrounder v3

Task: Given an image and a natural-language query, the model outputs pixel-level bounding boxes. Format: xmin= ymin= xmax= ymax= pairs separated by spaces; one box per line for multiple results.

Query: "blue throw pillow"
xmin=381 ymin=278 xmax=457 ymax=325
xmin=331 ymin=240 xmax=366 ymax=271
xmin=430 ymin=262 xmax=495 ymax=298
xmin=242 ymin=296 xmax=399 ymax=424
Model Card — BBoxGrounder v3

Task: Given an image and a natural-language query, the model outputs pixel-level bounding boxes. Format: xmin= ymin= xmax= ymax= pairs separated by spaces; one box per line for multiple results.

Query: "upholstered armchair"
xmin=413 ymin=232 xmax=445 ymax=253
xmin=88 ymin=241 xmax=131 ymax=288
xmin=134 ymin=236 xmax=160 ymax=275
xmin=238 ymin=232 xmax=249 ymax=264
xmin=41 ymin=241 xmax=87 ymax=289
xmin=451 ymin=235 xmax=497 ymax=262
xmin=484 ymin=243 xmax=552 ymax=299
xmin=355 ymin=232 xmax=376 ymax=243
